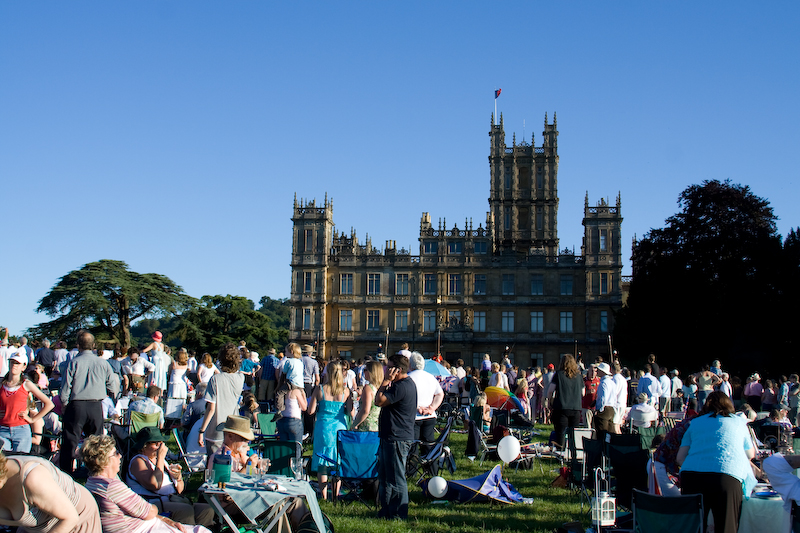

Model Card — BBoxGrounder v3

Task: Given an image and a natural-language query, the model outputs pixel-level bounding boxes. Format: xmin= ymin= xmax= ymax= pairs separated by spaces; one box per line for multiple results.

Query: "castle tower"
xmin=488 ymin=112 xmax=559 ymax=256
xmin=290 ymin=194 xmax=335 ymax=357
xmin=582 ymin=193 xmax=623 ymax=299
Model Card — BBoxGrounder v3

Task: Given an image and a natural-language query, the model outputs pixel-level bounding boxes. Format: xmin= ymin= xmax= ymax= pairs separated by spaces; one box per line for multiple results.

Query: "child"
xmin=273 ymin=342 xmax=305 ymax=420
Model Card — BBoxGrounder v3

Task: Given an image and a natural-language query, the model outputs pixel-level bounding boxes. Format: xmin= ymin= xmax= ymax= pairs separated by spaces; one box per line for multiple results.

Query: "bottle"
xmin=213 ymin=450 xmax=232 ymax=488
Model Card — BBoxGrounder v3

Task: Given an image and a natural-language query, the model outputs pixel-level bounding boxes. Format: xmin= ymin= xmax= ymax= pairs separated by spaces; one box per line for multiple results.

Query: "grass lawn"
xmin=314 ymin=424 xmax=590 ymax=533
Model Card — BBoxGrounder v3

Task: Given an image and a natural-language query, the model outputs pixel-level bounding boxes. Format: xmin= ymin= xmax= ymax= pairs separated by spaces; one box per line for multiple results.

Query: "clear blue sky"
xmin=2 ymin=2 xmax=798 ymax=336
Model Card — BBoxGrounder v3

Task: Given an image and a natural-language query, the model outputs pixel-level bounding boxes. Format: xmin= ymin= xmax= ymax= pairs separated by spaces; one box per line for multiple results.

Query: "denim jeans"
xmin=377 ymin=439 xmax=412 ymax=519
xmin=0 ymin=424 xmax=32 ymax=453
xmin=277 ymin=418 xmax=303 ymax=446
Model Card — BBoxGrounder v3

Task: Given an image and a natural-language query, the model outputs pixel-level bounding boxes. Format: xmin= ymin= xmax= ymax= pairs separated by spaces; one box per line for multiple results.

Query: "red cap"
xmin=547 ymin=363 xmax=555 ymax=370
xmin=152 ymin=331 xmax=163 ymax=341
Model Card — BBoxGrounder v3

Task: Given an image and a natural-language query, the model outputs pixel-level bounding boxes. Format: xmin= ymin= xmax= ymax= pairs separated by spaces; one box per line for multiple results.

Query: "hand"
xmin=198 ymin=432 xmax=205 ymax=447
xmin=19 ymin=411 xmax=33 ymax=424
xmin=159 ymin=515 xmax=185 ymax=532
xmin=157 ymin=442 xmax=168 ymax=460
xmin=168 ymin=463 xmax=182 ymax=478
xmin=387 ymin=367 xmax=400 ymax=382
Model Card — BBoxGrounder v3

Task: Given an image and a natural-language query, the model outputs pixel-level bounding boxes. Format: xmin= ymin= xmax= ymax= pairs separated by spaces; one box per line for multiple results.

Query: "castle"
xmin=289 ymin=113 xmax=623 ymax=369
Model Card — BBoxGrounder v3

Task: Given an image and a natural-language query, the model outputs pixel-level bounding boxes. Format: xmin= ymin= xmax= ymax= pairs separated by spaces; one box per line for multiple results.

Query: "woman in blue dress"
xmin=308 ymin=361 xmax=354 ymax=500
xmin=141 ymin=331 xmax=169 ymax=393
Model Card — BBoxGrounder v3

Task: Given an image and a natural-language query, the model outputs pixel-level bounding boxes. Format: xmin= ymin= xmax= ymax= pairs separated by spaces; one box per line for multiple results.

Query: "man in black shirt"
xmin=375 ymin=353 xmax=417 ymax=520
xmin=36 ymin=338 xmax=56 ymax=378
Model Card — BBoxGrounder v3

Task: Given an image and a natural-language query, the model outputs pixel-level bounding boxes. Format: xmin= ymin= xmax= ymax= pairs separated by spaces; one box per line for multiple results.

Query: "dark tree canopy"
xmin=615 ymin=180 xmax=795 ymax=377
xmin=33 ymin=260 xmax=192 ymax=350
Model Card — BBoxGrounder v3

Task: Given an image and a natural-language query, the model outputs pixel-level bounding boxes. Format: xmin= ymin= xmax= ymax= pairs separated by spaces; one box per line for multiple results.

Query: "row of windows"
xmin=331 ymin=309 xmax=609 ymax=334
xmin=335 ymin=272 xmax=599 ymax=296
xmin=422 ymin=241 xmax=488 ymax=255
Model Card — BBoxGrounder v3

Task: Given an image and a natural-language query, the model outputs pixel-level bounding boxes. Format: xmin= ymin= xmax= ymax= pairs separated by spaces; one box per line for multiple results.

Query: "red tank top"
xmin=0 ymin=383 xmax=30 ymax=427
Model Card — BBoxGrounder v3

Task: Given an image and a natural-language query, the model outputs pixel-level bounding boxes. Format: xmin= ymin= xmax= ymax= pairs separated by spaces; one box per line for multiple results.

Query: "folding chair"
xmin=330 ymin=430 xmax=380 ymax=508
xmin=631 ymin=488 xmax=703 ymax=533
xmin=406 ymin=416 xmax=456 ymax=485
xmin=608 ymin=444 xmax=650 ymax=510
xmin=130 ymin=411 xmax=161 ymax=435
xmin=256 ymin=413 xmax=279 ymax=439
xmin=255 ymin=439 xmax=303 ymax=478
xmin=171 ymin=427 xmax=206 ymax=473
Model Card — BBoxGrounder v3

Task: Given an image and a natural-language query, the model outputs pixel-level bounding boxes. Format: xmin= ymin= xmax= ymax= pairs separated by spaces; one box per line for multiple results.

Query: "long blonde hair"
xmin=365 ymin=360 xmax=384 ymax=388
xmin=325 ymin=361 xmax=345 ymax=397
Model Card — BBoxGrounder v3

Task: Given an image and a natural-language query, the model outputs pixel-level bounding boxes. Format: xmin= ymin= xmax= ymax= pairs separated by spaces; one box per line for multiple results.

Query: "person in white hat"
xmin=206 ymin=415 xmax=269 ymax=474
xmin=594 ymin=362 xmax=617 ymax=439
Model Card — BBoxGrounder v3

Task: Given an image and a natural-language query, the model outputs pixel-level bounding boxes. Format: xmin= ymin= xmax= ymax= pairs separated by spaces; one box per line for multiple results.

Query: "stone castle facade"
xmin=289 ymin=113 xmax=623 ymax=369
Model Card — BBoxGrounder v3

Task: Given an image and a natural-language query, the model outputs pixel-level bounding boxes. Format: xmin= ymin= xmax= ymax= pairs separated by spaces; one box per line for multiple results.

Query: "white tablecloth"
xmin=738 ymin=495 xmax=790 ymax=533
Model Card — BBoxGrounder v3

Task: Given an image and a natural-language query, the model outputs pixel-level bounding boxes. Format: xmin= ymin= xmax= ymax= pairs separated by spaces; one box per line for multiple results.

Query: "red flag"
xmin=495 ymin=88 xmax=502 ymax=99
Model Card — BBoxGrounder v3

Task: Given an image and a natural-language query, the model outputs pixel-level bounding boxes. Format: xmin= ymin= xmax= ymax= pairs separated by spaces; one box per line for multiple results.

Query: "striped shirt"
xmin=85 ymin=476 xmax=152 ymax=533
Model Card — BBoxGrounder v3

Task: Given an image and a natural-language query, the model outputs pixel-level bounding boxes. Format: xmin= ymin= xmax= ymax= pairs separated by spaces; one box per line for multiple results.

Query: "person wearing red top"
xmin=582 ymin=365 xmax=600 ymax=427
xmin=0 ymin=353 xmax=54 ymax=453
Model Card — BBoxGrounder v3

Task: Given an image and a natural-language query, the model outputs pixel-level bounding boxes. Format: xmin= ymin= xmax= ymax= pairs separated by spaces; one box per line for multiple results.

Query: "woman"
xmin=0 ymin=450 xmax=101 ymax=533
xmin=196 ymin=353 xmax=219 ymax=385
xmin=308 ymin=361 xmax=354 ymax=500
xmin=0 ymin=353 xmax=54 ymax=452
xmin=515 ymin=377 xmax=529 ymax=417
xmin=81 ymin=435 xmax=209 ymax=533
xmin=127 ymin=427 xmax=214 ymax=527
xmin=488 ymin=362 xmax=509 ymax=391
xmin=694 ymin=365 xmax=721 ymax=407
xmin=352 ymin=360 xmax=383 ymax=431
xmin=681 ymin=374 xmax=698 ymax=404
xmin=167 ymin=348 xmax=190 ymax=400
xmin=276 ymin=379 xmax=307 ymax=444
xmin=546 ymin=354 xmax=585 ymax=450
xmin=761 ymin=379 xmax=777 ymax=412
xmin=677 ymin=391 xmax=755 ymax=533
xmin=471 ymin=392 xmax=492 ymax=433
xmin=141 ymin=332 xmax=169 ymax=392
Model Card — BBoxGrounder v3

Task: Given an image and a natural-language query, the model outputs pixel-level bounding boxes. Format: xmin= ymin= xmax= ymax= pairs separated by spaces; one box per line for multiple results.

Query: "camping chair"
xmin=254 ymin=439 xmax=303 ymax=478
xmin=130 ymin=411 xmax=161 ymax=435
xmin=329 ymin=430 xmax=380 ymax=508
xmin=406 ymin=415 xmax=456 ymax=485
xmin=608 ymin=443 xmax=650 ymax=510
xmin=631 ymin=488 xmax=703 ymax=533
xmin=171 ymin=427 xmax=206 ymax=473
xmin=256 ymin=413 xmax=279 ymax=439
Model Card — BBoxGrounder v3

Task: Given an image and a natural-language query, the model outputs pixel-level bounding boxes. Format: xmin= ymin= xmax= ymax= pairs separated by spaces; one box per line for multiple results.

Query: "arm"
xmin=307 ymin=386 xmax=322 ymax=416
xmin=344 ymin=387 xmax=355 ymax=418
xmin=425 ymin=390 xmax=444 ymax=416
xmin=676 ymin=445 xmax=689 ymax=466
xmin=141 ymin=342 xmax=156 ymax=354
xmin=294 ymin=388 xmax=308 ymax=412
xmin=22 ymin=382 xmax=54 ymax=424
xmin=24 ymin=466 xmax=80 ymax=533
xmin=198 ymin=401 xmax=216 ymax=446
xmin=375 ymin=367 xmax=400 ymax=408
xmin=546 ymin=382 xmax=556 ymax=402
xmin=352 ymin=385 xmax=374 ymax=429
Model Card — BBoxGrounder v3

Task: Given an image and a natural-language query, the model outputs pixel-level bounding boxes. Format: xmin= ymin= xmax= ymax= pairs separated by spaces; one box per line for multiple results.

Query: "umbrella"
xmin=424 ymin=358 xmax=451 ymax=377
xmin=484 ymin=386 xmax=524 ymax=412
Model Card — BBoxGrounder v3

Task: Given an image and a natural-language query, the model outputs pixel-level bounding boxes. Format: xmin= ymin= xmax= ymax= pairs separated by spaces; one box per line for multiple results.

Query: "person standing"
xmin=611 ymin=361 xmax=629 ymax=433
xmin=258 ymin=348 xmax=280 ymax=409
xmin=407 ymin=352 xmax=444 ymax=454
xmin=301 ymin=344 xmax=320 ymax=436
xmin=374 ymin=354 xmax=417 ymax=520
xmin=637 ymin=364 xmax=661 ymax=407
xmin=36 ymin=338 xmax=57 ymax=378
xmin=0 ymin=353 xmax=54 ymax=452
xmin=594 ymin=363 xmax=617 ymax=441
xmin=141 ymin=332 xmax=168 ymax=393
xmin=197 ymin=343 xmax=245 ymax=455
xmin=59 ymin=330 xmax=117 ymax=475
xmin=658 ymin=367 xmax=672 ymax=415
xmin=546 ymin=354 xmax=585 ymax=450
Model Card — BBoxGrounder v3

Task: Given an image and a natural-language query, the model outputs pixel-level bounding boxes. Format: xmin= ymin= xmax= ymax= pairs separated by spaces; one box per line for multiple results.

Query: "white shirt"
xmin=720 ymin=380 xmax=733 ymax=397
xmin=612 ymin=373 xmax=628 ymax=410
xmin=596 ymin=375 xmax=616 ymax=411
xmin=659 ymin=375 xmax=672 ymax=399
xmin=0 ymin=346 xmax=11 ymax=377
xmin=124 ymin=357 xmax=155 ymax=376
xmin=671 ymin=377 xmax=683 ymax=397
xmin=489 ymin=371 xmax=509 ymax=390
xmin=637 ymin=373 xmax=661 ymax=405
xmin=408 ymin=369 xmax=443 ymax=420
xmin=455 ymin=366 xmax=466 ymax=380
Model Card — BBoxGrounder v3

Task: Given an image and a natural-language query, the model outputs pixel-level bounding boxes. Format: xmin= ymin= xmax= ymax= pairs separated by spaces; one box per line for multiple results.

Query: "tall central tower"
xmin=488 ymin=112 xmax=559 ymax=256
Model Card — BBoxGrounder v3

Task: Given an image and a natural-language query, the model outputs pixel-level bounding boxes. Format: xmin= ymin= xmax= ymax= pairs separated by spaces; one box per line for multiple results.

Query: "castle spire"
xmin=553 ymin=111 xmax=557 ymax=128
xmin=544 ymin=112 xmax=548 ymax=128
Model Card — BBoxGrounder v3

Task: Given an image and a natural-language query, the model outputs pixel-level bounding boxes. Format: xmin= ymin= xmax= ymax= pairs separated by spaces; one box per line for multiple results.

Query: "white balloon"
xmin=497 ymin=435 xmax=521 ymax=464
xmin=428 ymin=476 xmax=448 ymax=499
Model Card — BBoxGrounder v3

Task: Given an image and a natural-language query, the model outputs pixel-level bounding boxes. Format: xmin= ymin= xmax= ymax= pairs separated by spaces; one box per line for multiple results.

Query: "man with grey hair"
xmin=36 ymin=338 xmax=57 ymax=377
xmin=719 ymin=372 xmax=733 ymax=397
xmin=710 ymin=359 xmax=722 ymax=376
xmin=19 ymin=336 xmax=33 ymax=363
xmin=407 ymin=352 xmax=444 ymax=454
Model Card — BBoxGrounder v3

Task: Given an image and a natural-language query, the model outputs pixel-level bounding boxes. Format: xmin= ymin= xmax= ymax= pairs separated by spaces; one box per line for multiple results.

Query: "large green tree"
xmin=615 ymin=180 xmax=789 ymax=376
xmin=171 ymin=295 xmax=287 ymax=354
xmin=33 ymin=260 xmax=192 ymax=350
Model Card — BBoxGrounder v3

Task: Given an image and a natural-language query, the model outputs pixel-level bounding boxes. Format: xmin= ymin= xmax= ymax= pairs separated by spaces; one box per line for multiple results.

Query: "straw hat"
xmin=219 ymin=415 xmax=254 ymax=441
xmin=152 ymin=331 xmax=163 ymax=342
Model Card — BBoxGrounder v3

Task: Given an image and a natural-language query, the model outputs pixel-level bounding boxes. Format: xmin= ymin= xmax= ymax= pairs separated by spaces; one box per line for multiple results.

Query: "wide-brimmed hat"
xmin=152 ymin=331 xmax=163 ymax=342
xmin=267 ymin=348 xmax=277 ymax=355
xmin=596 ymin=362 xmax=612 ymax=375
xmin=218 ymin=415 xmax=254 ymax=441
xmin=134 ymin=426 xmax=166 ymax=450
xmin=376 ymin=353 xmax=387 ymax=362
xmin=302 ymin=344 xmax=315 ymax=354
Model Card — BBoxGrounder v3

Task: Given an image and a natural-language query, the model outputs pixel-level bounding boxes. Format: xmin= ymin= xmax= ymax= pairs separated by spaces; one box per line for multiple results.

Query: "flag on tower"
xmin=495 ymin=88 xmax=502 ymax=99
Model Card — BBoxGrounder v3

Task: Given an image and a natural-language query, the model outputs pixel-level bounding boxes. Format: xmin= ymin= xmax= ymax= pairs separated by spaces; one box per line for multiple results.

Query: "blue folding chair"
xmin=330 ymin=430 xmax=380 ymax=508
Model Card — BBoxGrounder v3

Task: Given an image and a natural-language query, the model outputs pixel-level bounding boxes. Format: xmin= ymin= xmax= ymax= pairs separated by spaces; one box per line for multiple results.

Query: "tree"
xmin=615 ymin=180 xmax=786 ymax=376
xmin=172 ymin=295 xmax=287 ymax=354
xmin=32 ymin=260 xmax=193 ymax=351
xmin=258 ymin=296 xmax=291 ymax=330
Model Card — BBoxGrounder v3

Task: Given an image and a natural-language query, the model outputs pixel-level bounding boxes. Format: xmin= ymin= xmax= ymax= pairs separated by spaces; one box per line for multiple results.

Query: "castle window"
xmin=367 ymin=273 xmax=381 ymax=295
xmin=601 ymin=273 xmax=609 ymax=294
xmin=303 ymin=272 xmax=312 ymax=293
xmin=340 ymin=273 xmax=353 ymax=295
xmin=504 ymin=208 xmax=511 ymax=230
xmin=502 ymin=274 xmax=515 ymax=295
xmin=600 ymin=229 xmax=608 ymax=252
xmin=502 ymin=311 xmax=514 ymax=332
xmin=395 ymin=273 xmax=409 ymax=296
xmin=474 ymin=241 xmax=487 ymax=254
xmin=536 ymin=208 xmax=543 ymax=230
xmin=447 ymin=241 xmax=462 ymax=254
xmin=303 ymin=308 xmax=312 ymax=330
xmin=504 ymin=167 xmax=511 ymax=189
xmin=367 ymin=310 xmax=380 ymax=331
xmin=304 ymin=229 xmax=313 ymax=252
xmin=600 ymin=311 xmax=608 ymax=333
xmin=530 ymin=274 xmax=544 ymax=295
xmin=423 ymin=241 xmax=438 ymax=254
xmin=424 ymin=274 xmax=437 ymax=295
xmin=473 ymin=311 xmax=486 ymax=332
xmin=474 ymin=274 xmax=486 ymax=295
xmin=423 ymin=310 xmax=436 ymax=332
xmin=448 ymin=274 xmax=461 ymax=295
xmin=530 ymin=311 xmax=543 ymax=333
xmin=395 ymin=310 xmax=408 ymax=332
xmin=339 ymin=310 xmax=352 ymax=332
xmin=560 ymin=276 xmax=573 ymax=296
xmin=560 ymin=311 xmax=573 ymax=333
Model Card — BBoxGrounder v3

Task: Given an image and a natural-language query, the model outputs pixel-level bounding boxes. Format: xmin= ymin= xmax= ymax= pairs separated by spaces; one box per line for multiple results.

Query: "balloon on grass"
xmin=428 ymin=476 xmax=448 ymax=498
xmin=497 ymin=435 xmax=521 ymax=464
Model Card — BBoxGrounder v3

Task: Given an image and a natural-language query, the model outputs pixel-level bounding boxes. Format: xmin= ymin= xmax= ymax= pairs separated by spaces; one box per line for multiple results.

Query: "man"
xmin=123 ymin=347 xmax=155 ymax=394
xmin=627 ymin=392 xmax=659 ymax=429
xmin=658 ymin=367 xmax=672 ymax=414
xmin=594 ymin=363 xmax=617 ymax=439
xmin=258 ymin=348 xmax=280 ymax=407
xmin=710 ymin=359 xmax=722 ymax=376
xmin=670 ymin=369 xmax=683 ymax=399
xmin=407 ymin=352 xmax=444 ymax=454
xmin=611 ymin=360 xmax=628 ymax=433
xmin=541 ymin=363 xmax=556 ymax=424
xmin=788 ymin=374 xmax=800 ymax=426
xmin=454 ymin=358 xmax=466 ymax=380
xmin=36 ymin=338 xmax=57 ymax=378
xmin=0 ymin=328 xmax=11 ymax=378
xmin=374 ymin=353 xmax=417 ymax=520
xmin=647 ymin=354 xmax=660 ymax=381
xmin=719 ymin=372 xmax=733 ymax=398
xmin=127 ymin=385 xmax=166 ymax=428
xmin=59 ymin=329 xmax=117 ymax=475
xmin=301 ymin=344 xmax=320 ymax=436
xmin=206 ymin=415 xmax=266 ymax=474
xmin=637 ymin=364 xmax=661 ymax=407
xmin=19 ymin=336 xmax=34 ymax=363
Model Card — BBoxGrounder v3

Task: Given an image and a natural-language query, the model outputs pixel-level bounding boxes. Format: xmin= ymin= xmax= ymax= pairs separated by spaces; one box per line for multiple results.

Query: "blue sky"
xmin=2 ymin=2 xmax=798 ymax=335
